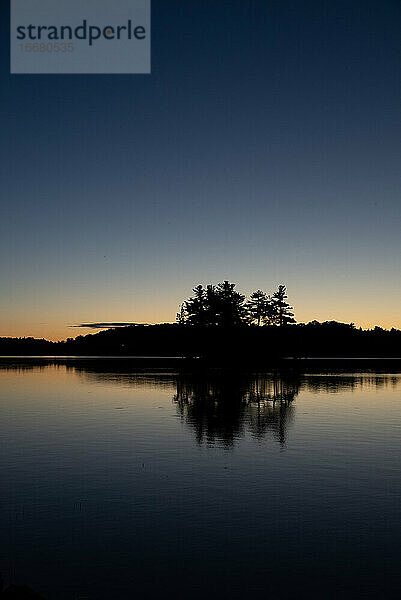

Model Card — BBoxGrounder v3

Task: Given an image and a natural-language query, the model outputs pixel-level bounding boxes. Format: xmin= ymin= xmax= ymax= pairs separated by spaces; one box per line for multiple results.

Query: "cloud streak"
xmin=71 ymin=322 xmax=150 ymax=329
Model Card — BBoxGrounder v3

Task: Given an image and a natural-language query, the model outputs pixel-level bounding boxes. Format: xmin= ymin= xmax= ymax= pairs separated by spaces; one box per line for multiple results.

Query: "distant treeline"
xmin=1 ymin=281 xmax=400 ymax=359
xmin=1 ymin=321 xmax=401 ymax=359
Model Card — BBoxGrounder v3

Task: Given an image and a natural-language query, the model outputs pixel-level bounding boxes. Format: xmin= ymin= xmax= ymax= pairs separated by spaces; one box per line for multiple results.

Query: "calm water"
xmin=1 ymin=359 xmax=401 ymax=599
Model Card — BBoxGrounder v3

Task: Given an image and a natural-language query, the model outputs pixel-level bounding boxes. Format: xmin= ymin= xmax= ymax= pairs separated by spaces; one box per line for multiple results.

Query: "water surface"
xmin=1 ymin=359 xmax=401 ymax=599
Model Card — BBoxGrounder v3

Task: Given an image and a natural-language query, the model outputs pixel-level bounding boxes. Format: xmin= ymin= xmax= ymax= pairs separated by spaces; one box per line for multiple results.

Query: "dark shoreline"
xmin=2 ymin=355 xmax=401 ymax=372
xmin=2 ymin=322 xmax=401 ymax=363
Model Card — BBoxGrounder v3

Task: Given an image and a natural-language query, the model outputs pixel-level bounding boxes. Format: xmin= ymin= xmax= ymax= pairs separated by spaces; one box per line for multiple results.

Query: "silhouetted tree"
xmin=205 ymin=284 xmax=219 ymax=325
xmin=180 ymin=281 xmax=247 ymax=326
xmin=176 ymin=304 xmax=186 ymax=325
xmin=182 ymin=284 xmax=208 ymax=325
xmin=263 ymin=296 xmax=279 ymax=325
xmin=271 ymin=285 xmax=295 ymax=326
xmin=246 ymin=290 xmax=269 ymax=325
xmin=245 ymin=290 xmax=279 ymax=326
xmin=214 ymin=280 xmax=246 ymax=327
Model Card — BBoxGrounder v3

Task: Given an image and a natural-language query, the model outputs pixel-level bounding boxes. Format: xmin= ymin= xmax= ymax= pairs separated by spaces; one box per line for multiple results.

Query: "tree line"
xmin=177 ymin=281 xmax=295 ymax=327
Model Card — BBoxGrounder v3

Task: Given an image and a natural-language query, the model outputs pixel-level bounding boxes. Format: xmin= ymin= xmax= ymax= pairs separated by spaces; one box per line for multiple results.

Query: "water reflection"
xmin=174 ymin=372 xmax=298 ymax=447
xmin=1 ymin=358 xmax=401 ymax=452
xmin=1 ymin=359 xmax=401 ymax=599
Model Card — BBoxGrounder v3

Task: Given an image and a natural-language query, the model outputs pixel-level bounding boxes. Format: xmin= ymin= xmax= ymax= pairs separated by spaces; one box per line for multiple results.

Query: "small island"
xmin=1 ymin=281 xmax=400 ymax=365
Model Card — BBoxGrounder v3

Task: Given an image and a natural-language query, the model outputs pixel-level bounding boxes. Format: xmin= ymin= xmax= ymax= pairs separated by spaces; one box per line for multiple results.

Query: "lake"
xmin=1 ymin=358 xmax=401 ymax=599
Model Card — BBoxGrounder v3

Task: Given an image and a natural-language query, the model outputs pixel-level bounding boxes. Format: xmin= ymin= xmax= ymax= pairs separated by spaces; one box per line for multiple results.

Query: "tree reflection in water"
xmin=173 ymin=372 xmax=299 ymax=448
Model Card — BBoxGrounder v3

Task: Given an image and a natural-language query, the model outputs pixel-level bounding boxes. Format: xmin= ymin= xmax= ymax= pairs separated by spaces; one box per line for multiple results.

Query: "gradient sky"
xmin=1 ymin=0 xmax=401 ymax=340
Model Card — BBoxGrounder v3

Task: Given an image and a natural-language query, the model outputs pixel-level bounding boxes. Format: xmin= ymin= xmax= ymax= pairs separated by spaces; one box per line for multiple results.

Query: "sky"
xmin=1 ymin=0 xmax=401 ymax=340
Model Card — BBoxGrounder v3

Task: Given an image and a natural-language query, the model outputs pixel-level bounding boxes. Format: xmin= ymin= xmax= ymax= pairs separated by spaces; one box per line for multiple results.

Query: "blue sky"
xmin=1 ymin=0 xmax=401 ymax=339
